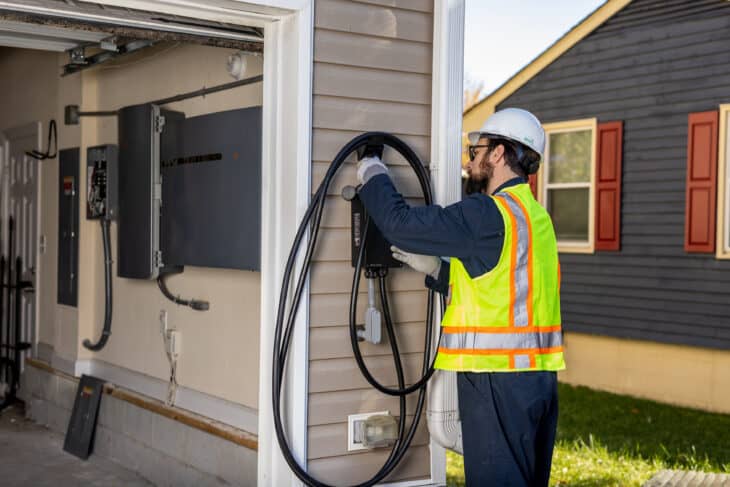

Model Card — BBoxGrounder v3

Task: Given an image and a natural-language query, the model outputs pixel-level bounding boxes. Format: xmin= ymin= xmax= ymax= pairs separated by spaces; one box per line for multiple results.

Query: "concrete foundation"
xmin=18 ymin=361 xmax=257 ymax=487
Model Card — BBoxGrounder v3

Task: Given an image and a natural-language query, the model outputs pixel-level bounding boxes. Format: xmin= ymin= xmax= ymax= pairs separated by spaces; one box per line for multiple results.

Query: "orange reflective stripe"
xmin=510 ymin=193 xmax=534 ymax=326
xmin=558 ymin=261 xmax=562 ymax=292
xmin=442 ymin=325 xmax=562 ymax=334
xmin=495 ymin=196 xmax=518 ymax=326
xmin=437 ymin=346 xmax=564 ymax=356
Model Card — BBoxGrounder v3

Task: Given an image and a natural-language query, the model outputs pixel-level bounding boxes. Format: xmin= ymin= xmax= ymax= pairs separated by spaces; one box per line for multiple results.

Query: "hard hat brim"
xmin=467 ymin=131 xmax=484 ymax=146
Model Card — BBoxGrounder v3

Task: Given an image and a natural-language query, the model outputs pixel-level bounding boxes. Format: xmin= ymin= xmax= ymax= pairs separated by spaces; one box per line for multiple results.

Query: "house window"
xmin=541 ymin=119 xmax=597 ymax=253
xmin=718 ymin=104 xmax=730 ymax=259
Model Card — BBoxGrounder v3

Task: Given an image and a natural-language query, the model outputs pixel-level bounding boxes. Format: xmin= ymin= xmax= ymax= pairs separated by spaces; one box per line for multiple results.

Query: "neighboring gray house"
xmin=0 ymin=0 xmax=465 ymax=485
xmin=469 ymin=0 xmax=730 ymax=414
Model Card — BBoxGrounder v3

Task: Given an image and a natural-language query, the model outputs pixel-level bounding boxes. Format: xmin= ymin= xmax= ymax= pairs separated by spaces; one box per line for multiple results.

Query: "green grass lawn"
xmin=446 ymin=383 xmax=730 ymax=486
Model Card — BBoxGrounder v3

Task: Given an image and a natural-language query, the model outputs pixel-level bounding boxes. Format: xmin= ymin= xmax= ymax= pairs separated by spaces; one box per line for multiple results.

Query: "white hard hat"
xmin=468 ymin=108 xmax=545 ymax=158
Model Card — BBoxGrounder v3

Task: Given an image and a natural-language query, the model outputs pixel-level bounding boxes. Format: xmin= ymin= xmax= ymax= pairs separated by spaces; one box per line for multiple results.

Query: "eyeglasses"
xmin=468 ymin=144 xmax=490 ymax=161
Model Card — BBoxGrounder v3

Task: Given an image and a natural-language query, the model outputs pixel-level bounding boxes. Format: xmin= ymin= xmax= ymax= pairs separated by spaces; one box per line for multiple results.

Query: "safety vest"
xmin=433 ymin=183 xmax=565 ymax=372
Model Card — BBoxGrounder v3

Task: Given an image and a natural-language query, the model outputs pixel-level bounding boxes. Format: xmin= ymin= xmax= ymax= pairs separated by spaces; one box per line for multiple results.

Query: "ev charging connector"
xmin=342 ymin=185 xmax=401 ymax=344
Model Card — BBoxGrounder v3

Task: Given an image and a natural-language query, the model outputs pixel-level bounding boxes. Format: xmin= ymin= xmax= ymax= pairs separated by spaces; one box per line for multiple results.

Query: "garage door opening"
xmin=0 ymin=1 xmax=316 ymax=485
xmin=0 ymin=0 xmax=278 ymax=477
xmin=0 ymin=0 xmax=270 ymax=417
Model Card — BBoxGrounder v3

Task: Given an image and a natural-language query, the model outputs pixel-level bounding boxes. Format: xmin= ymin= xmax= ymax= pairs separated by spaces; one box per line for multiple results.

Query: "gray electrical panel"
xmin=86 ymin=145 xmax=118 ymax=220
xmin=117 ymin=104 xmax=183 ymax=279
xmin=58 ymin=148 xmax=79 ymax=306
xmin=160 ymin=106 xmax=262 ymax=271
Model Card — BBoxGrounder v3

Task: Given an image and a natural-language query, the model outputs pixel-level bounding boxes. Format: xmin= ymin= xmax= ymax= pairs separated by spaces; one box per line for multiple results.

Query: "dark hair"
xmin=486 ymin=137 xmax=541 ymax=177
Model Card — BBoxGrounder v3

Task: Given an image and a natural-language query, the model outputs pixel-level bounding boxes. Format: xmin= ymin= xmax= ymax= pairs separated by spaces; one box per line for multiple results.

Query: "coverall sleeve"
xmin=425 ymin=259 xmax=450 ymax=295
xmin=357 ymin=173 xmax=482 ymax=259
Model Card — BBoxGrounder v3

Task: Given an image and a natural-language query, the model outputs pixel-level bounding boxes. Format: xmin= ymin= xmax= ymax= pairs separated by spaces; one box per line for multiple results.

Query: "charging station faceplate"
xmin=348 ymin=193 xmax=402 ymax=270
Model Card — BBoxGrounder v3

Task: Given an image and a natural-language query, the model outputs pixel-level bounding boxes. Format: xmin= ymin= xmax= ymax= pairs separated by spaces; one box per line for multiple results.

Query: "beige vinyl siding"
xmin=309 ymin=419 xmax=430 ymax=458
xmin=348 ymin=0 xmax=433 ymax=14
xmin=310 ymin=291 xmax=428 ymax=327
xmin=309 ymin=389 xmax=421 ymax=425
xmin=309 ymin=446 xmax=432 ymax=485
xmin=308 ymin=0 xmax=434 ymax=483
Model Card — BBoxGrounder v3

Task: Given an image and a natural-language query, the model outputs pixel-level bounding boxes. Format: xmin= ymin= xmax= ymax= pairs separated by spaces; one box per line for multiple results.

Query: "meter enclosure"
xmin=86 ymin=145 xmax=118 ymax=221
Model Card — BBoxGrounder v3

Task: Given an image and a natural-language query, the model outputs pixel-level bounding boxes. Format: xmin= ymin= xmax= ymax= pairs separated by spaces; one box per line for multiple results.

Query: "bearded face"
xmin=463 ymin=174 xmax=486 ymax=196
xmin=464 ymin=140 xmax=494 ymax=195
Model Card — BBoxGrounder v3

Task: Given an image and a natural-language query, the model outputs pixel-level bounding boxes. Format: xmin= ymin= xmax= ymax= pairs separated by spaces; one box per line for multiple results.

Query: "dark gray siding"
xmin=498 ymin=0 xmax=730 ymax=349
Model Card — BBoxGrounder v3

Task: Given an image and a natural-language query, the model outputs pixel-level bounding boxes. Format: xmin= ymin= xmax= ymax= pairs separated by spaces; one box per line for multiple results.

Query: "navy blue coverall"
xmin=358 ymin=173 xmax=559 ymax=487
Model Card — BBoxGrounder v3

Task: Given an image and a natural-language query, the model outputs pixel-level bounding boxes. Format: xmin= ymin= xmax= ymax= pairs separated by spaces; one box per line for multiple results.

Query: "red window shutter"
xmin=595 ymin=121 xmax=623 ymax=251
xmin=684 ymin=111 xmax=719 ymax=253
xmin=528 ymin=173 xmax=538 ymax=198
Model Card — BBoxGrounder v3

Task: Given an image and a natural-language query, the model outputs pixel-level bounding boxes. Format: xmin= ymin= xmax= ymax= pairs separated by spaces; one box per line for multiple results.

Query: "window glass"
xmin=542 ymin=122 xmax=595 ymax=248
xmin=547 ymin=130 xmax=592 ymax=183
xmin=548 ymin=188 xmax=590 ymax=241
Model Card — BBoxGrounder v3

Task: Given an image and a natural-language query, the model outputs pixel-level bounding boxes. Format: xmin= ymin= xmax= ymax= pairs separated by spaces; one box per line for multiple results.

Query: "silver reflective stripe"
xmin=498 ymin=192 xmax=530 ymax=327
xmin=514 ymin=355 xmax=531 ymax=369
xmin=441 ymin=330 xmax=563 ymax=351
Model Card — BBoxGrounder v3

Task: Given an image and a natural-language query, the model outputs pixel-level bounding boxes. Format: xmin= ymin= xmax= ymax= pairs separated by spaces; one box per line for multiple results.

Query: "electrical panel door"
xmin=160 ymin=106 xmax=262 ymax=271
xmin=117 ymin=104 xmax=183 ymax=279
xmin=58 ymin=148 xmax=79 ymax=306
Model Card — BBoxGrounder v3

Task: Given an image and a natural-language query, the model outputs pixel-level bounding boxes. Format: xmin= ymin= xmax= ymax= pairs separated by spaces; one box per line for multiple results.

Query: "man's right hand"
xmin=391 ymin=246 xmax=441 ymax=278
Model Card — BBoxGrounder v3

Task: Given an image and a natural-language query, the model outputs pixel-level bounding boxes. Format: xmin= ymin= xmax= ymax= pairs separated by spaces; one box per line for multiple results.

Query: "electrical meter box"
xmin=117 ymin=103 xmax=184 ymax=280
xmin=86 ymin=144 xmax=118 ymax=220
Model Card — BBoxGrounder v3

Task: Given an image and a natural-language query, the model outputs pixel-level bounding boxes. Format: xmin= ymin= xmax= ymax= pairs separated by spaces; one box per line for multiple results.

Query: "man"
xmin=355 ymin=108 xmax=565 ymax=486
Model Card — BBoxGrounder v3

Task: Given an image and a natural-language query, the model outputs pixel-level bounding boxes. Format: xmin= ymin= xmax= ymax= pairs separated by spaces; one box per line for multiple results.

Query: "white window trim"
xmin=540 ymin=118 xmax=598 ymax=254
xmin=716 ymin=104 xmax=730 ymax=259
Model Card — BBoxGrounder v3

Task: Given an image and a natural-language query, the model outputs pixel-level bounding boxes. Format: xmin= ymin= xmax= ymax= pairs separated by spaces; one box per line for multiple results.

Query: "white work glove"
xmin=357 ymin=156 xmax=389 ymax=185
xmin=391 ymin=246 xmax=441 ymax=278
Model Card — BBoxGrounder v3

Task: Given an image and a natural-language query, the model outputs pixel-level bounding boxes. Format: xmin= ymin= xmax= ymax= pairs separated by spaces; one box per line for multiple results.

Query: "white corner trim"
xmin=56 ymin=355 xmax=259 ymax=434
xmin=429 ymin=1 xmax=465 ymax=485
xmin=257 ymin=1 xmax=314 ymax=487
xmin=290 ymin=0 xmax=314 ymax=476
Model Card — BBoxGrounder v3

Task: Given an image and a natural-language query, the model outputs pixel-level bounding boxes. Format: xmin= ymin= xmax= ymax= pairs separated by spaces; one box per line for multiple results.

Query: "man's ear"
xmin=490 ymin=143 xmax=506 ymax=166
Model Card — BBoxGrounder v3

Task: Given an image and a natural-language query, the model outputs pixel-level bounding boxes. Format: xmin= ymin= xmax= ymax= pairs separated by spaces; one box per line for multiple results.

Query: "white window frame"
xmin=717 ymin=104 xmax=730 ymax=259
xmin=539 ymin=118 xmax=598 ymax=254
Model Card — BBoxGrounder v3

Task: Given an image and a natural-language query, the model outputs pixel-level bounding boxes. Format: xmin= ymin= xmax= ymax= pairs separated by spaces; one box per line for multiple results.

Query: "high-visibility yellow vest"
xmin=434 ymin=183 xmax=566 ymax=372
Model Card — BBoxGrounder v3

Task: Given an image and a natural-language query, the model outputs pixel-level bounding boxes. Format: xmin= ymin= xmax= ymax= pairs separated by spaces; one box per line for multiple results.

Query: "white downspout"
xmin=428 ymin=0 xmax=466 ymax=470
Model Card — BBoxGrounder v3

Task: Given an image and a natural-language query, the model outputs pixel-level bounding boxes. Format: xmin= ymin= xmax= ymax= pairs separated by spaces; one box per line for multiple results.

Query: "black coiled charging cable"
xmin=273 ymin=132 xmax=443 ymax=486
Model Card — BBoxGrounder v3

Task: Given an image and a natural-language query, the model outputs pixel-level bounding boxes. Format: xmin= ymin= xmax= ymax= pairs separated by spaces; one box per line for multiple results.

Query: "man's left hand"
xmin=357 ymin=156 xmax=389 ymax=185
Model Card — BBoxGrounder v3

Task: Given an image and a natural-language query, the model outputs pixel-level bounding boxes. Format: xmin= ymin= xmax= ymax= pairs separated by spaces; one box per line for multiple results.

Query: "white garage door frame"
xmin=85 ymin=1 xmax=315 ymax=485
